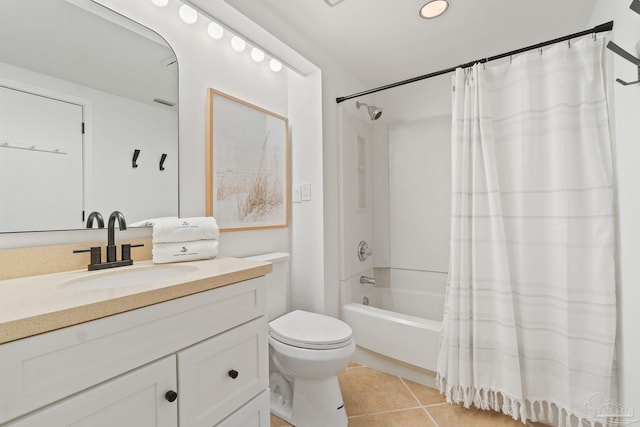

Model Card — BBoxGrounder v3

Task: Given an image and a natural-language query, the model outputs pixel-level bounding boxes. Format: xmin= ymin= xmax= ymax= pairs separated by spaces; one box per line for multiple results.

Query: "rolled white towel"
xmin=152 ymin=240 xmax=219 ymax=264
xmin=152 ymin=217 xmax=219 ymax=243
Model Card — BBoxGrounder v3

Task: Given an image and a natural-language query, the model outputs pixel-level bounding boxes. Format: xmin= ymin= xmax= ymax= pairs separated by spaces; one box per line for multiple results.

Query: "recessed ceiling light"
xmin=150 ymin=0 xmax=169 ymax=7
xmin=419 ymin=0 xmax=449 ymax=19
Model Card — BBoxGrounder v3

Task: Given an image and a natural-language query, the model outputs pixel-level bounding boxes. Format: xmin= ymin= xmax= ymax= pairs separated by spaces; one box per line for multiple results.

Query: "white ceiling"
xmin=222 ymin=0 xmax=599 ymax=90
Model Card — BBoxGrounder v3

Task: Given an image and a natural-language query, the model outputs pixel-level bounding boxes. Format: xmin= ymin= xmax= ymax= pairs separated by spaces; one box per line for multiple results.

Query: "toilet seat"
xmin=269 ymin=310 xmax=353 ymax=350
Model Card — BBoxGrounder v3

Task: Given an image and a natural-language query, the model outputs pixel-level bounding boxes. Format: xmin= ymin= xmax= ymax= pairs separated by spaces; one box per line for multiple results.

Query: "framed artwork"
xmin=206 ymin=88 xmax=289 ymax=231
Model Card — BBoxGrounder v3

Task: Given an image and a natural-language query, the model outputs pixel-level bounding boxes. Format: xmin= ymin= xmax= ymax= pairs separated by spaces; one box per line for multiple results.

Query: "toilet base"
xmin=271 ymin=376 xmax=348 ymax=427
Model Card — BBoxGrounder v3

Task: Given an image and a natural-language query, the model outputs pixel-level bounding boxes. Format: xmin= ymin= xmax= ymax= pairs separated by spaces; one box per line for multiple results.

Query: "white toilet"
xmin=247 ymin=253 xmax=355 ymax=427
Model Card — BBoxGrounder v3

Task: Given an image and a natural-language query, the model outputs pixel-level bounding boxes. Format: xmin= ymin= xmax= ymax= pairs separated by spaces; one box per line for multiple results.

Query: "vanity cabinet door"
xmin=177 ymin=317 xmax=269 ymax=427
xmin=7 ymin=356 xmax=178 ymax=427
xmin=216 ymin=390 xmax=270 ymax=427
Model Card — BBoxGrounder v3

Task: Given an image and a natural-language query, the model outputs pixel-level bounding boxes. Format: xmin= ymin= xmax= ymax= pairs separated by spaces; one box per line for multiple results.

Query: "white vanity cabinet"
xmin=7 ymin=356 xmax=178 ymax=427
xmin=0 ymin=275 xmax=270 ymax=427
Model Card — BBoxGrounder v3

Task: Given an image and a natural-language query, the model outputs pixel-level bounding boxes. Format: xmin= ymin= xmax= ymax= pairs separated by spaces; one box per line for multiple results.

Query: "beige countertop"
xmin=0 ymin=257 xmax=272 ymax=345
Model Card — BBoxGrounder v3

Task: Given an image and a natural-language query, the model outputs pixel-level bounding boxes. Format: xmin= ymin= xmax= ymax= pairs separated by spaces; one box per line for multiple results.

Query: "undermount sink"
xmin=61 ymin=264 xmax=199 ymax=291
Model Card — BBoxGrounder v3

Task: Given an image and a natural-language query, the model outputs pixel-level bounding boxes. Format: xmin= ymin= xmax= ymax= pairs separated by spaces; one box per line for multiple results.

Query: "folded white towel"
xmin=152 ymin=217 xmax=219 ymax=243
xmin=152 ymin=240 xmax=219 ymax=264
xmin=130 ymin=216 xmax=178 ymax=227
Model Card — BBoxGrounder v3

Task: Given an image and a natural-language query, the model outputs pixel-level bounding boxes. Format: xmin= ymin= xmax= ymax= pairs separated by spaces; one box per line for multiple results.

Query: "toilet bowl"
xmin=269 ymin=310 xmax=355 ymax=427
xmin=244 ymin=253 xmax=355 ymax=427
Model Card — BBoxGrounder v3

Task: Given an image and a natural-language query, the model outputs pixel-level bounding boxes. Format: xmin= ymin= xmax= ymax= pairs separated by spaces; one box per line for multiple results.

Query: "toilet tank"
xmin=245 ymin=252 xmax=290 ymax=321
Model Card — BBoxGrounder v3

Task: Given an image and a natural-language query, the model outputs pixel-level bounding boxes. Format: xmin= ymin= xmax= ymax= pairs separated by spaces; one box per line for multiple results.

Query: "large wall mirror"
xmin=0 ymin=0 xmax=179 ymax=233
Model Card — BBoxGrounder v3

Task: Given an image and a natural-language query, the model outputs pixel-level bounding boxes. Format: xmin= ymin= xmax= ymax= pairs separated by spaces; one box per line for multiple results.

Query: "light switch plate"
xmin=292 ymin=185 xmax=301 ymax=203
xmin=301 ymin=183 xmax=311 ymax=201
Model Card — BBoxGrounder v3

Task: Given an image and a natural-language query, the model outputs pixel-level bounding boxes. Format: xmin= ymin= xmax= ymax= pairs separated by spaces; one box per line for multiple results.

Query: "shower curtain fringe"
xmin=436 ymin=375 xmax=605 ymax=427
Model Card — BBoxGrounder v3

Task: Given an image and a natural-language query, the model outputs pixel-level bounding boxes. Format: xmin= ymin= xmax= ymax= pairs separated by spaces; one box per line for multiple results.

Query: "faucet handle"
xmin=121 ymin=243 xmax=144 ymax=262
xmin=73 ymin=247 xmax=102 ymax=267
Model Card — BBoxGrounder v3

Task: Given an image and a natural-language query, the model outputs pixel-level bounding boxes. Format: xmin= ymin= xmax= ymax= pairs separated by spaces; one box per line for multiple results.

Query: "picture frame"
xmin=206 ymin=88 xmax=289 ymax=231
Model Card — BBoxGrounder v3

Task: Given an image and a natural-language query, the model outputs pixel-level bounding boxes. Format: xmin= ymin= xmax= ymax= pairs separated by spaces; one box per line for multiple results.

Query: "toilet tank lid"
xmin=245 ymin=252 xmax=290 ymax=263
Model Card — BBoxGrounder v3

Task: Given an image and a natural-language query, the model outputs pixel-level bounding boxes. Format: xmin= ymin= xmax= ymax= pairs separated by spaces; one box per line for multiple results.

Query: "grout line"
xmin=398 ymin=376 xmax=442 ymax=427
xmin=347 ymin=405 xmax=424 ymax=420
xmin=399 ymin=377 xmax=423 ymax=407
xmin=422 ymin=406 xmax=441 ymax=427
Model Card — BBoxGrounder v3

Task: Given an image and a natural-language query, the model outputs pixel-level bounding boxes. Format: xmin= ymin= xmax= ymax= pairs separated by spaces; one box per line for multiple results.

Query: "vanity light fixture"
xmin=231 ymin=36 xmax=246 ymax=52
xmin=207 ymin=21 xmax=224 ymax=40
xmin=419 ymin=0 xmax=449 ymax=19
xmin=269 ymin=58 xmax=283 ymax=72
xmin=179 ymin=4 xmax=198 ymax=24
xmin=251 ymin=47 xmax=265 ymax=62
xmin=153 ymin=0 xmax=289 ymax=73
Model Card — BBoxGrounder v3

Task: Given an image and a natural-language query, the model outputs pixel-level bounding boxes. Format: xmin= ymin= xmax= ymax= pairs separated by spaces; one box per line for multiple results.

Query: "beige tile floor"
xmin=271 ymin=363 xmax=550 ymax=427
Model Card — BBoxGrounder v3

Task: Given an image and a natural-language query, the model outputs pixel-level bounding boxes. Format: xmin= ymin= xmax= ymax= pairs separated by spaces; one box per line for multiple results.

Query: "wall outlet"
xmin=301 ymin=183 xmax=311 ymax=201
xmin=292 ymin=185 xmax=301 ymax=203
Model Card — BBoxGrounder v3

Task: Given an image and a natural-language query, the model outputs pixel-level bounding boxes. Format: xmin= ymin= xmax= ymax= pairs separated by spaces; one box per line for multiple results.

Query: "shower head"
xmin=356 ymin=101 xmax=383 ymax=121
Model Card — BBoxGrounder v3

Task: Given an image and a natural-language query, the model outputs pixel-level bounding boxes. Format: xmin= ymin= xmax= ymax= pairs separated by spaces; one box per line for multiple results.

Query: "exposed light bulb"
xmin=207 ymin=22 xmax=224 ymax=40
xmin=251 ymin=48 xmax=265 ymax=63
xmin=269 ymin=58 xmax=282 ymax=72
xmin=179 ymin=4 xmax=198 ymax=24
xmin=150 ymin=0 xmax=169 ymax=7
xmin=231 ymin=36 xmax=246 ymax=52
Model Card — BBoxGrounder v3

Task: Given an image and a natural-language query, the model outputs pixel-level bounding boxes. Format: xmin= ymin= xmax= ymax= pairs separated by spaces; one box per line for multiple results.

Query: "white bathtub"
xmin=340 ymin=274 xmax=444 ymax=372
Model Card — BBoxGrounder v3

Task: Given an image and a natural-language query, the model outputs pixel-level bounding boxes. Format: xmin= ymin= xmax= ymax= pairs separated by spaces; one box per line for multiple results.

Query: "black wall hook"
xmin=132 ymin=149 xmax=140 ymax=168
xmin=607 ymin=41 xmax=640 ymax=86
xmin=631 ymin=0 xmax=640 ymax=15
xmin=160 ymin=153 xmax=167 ymax=171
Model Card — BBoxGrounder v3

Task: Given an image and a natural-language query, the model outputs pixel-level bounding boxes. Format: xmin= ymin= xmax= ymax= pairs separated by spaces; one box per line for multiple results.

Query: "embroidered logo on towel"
xmin=180 ymin=246 xmax=188 ymax=253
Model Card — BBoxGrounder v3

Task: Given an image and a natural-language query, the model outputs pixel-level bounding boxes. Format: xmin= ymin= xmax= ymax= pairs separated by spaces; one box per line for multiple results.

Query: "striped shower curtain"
xmin=437 ymin=36 xmax=617 ymax=427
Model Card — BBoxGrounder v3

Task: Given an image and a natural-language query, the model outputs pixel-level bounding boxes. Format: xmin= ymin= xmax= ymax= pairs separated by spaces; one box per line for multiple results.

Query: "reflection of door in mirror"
xmin=0 ymin=0 xmax=179 ymax=233
xmin=0 ymin=86 xmax=83 ymax=232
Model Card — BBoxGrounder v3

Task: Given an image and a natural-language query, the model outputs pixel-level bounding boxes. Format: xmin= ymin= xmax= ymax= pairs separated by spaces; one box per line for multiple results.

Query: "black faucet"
xmin=86 ymin=211 xmax=105 ymax=228
xmin=74 ymin=210 xmax=144 ymax=271
xmin=107 ymin=211 xmax=127 ymax=263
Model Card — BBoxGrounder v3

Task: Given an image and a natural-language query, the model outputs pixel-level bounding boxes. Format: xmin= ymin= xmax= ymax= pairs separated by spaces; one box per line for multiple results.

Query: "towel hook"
xmin=607 ymin=41 xmax=640 ymax=86
xmin=132 ymin=149 xmax=140 ymax=168
xmin=159 ymin=153 xmax=167 ymax=171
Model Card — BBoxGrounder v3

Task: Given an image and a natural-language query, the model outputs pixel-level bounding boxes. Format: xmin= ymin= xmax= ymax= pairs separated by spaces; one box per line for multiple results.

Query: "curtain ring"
xmin=509 ymin=55 xmax=513 ymax=64
xmin=539 ymin=47 xmax=543 ymax=55
xmin=593 ymin=32 xmax=597 ymax=41
xmin=568 ymin=39 xmax=571 ymax=49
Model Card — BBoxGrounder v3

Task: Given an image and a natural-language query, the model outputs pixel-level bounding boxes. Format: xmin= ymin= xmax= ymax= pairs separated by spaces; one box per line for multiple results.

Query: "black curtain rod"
xmin=336 ymin=21 xmax=614 ymax=104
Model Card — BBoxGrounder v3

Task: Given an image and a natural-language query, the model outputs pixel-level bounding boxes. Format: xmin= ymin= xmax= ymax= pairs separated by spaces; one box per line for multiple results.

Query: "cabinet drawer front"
xmin=216 ymin=389 xmax=270 ymax=427
xmin=7 ymin=356 xmax=177 ymax=427
xmin=178 ymin=317 xmax=269 ymax=427
xmin=0 ymin=276 xmax=266 ymax=424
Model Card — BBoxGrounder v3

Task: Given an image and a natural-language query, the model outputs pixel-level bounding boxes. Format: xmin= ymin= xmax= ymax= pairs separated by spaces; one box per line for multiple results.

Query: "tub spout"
xmin=360 ymin=275 xmax=376 ymax=286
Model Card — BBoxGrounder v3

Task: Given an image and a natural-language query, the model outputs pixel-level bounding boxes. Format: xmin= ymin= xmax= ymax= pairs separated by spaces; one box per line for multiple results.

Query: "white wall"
xmin=588 ymin=0 xmax=640 ymax=412
xmin=287 ymin=69 xmax=325 ymax=313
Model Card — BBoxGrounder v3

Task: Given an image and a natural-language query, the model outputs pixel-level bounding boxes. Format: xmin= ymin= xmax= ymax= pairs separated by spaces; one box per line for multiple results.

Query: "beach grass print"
xmin=206 ymin=89 xmax=289 ymax=231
